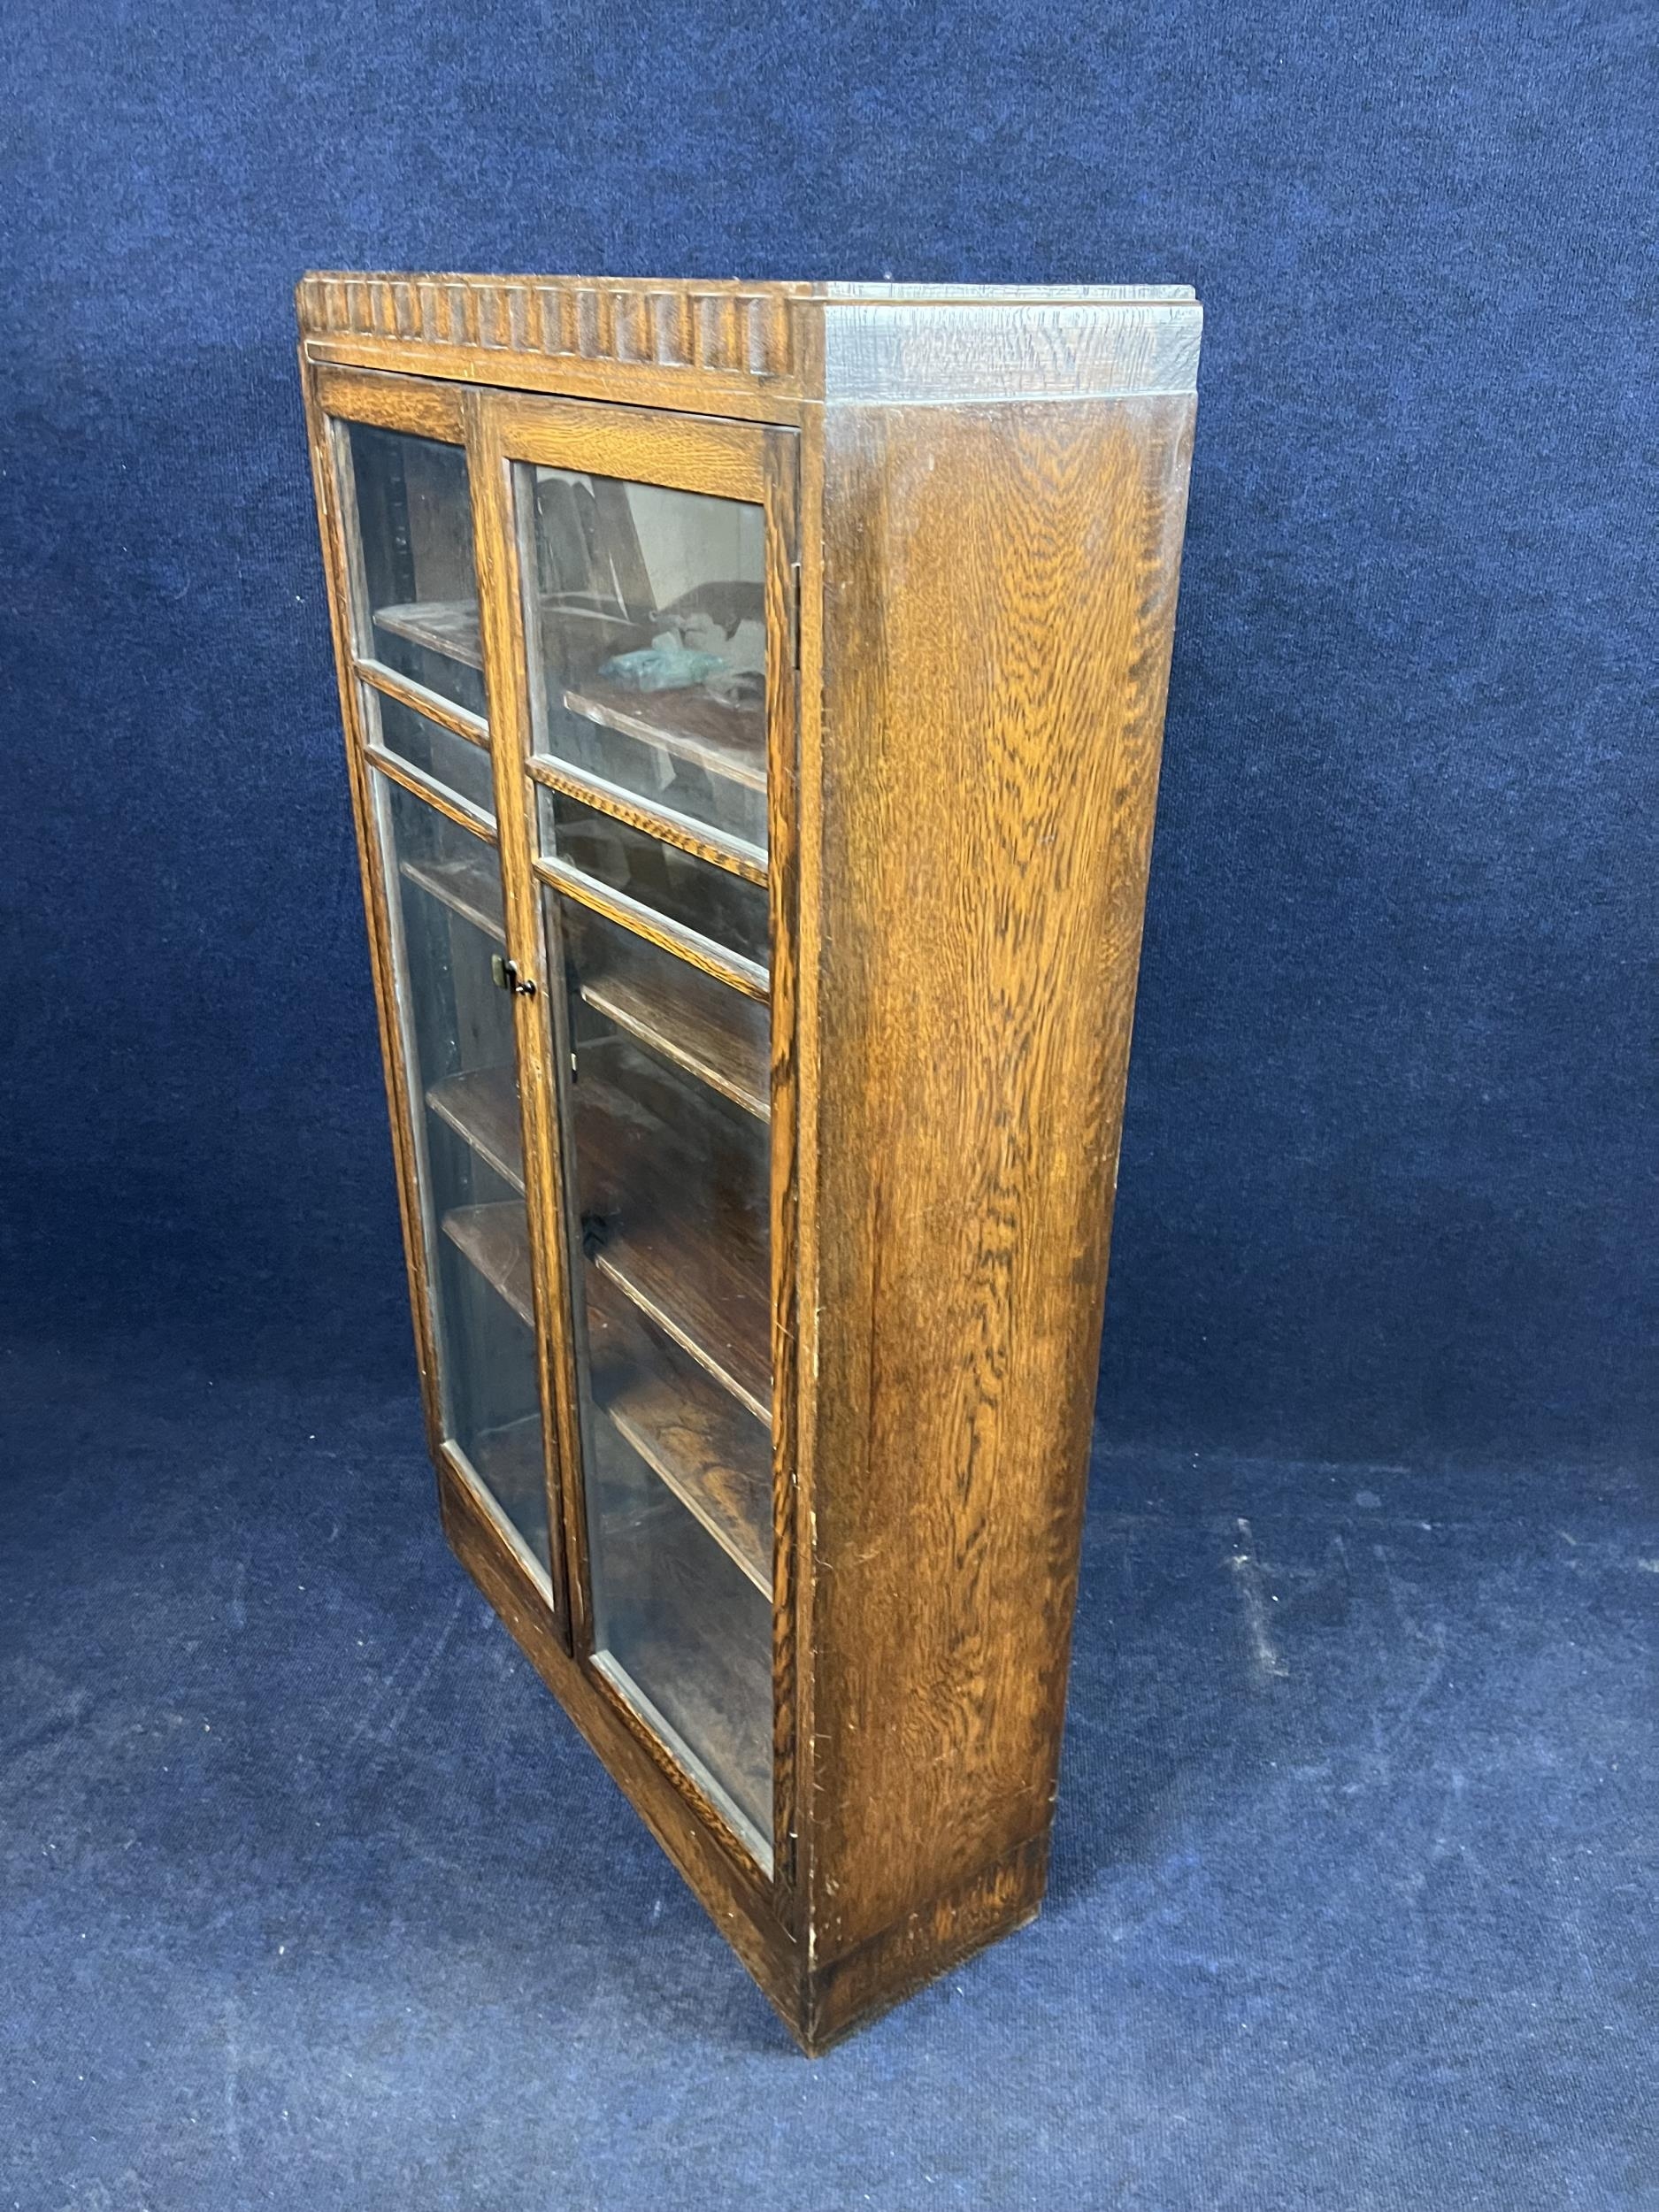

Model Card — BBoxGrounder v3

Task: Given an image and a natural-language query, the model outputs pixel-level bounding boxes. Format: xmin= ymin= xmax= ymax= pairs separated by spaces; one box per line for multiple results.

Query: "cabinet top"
xmin=296 ymin=271 xmax=1202 ymax=420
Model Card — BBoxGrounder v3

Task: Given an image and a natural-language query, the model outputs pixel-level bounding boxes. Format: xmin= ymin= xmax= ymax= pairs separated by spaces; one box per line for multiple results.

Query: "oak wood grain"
xmin=797 ymin=389 xmax=1196 ymax=1962
xmin=816 ymin=298 xmax=1202 ymax=404
xmin=758 ymin=430 xmax=803 ymax=1908
xmin=800 ymin=1833 xmax=1049 ymax=2053
xmin=311 ymin=357 xmax=469 ymax=440
xmin=305 ymin=332 xmax=808 ymax=426
xmin=298 ymin=275 xmax=1199 ymax=420
xmin=482 ymin=390 xmax=772 ymax=503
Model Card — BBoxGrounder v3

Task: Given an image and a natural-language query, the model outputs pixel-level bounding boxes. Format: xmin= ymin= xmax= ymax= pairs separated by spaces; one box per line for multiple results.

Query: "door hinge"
xmin=791 ymin=562 xmax=802 ymax=673
xmin=490 ymin=954 xmax=536 ymax=998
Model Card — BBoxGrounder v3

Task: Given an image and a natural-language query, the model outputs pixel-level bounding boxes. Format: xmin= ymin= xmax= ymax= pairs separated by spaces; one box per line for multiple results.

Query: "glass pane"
xmin=549 ymin=876 xmax=773 ymax=1857
xmin=539 ymin=788 xmax=769 ymax=972
xmin=380 ymin=777 xmax=549 ymax=1572
xmin=520 ymin=467 xmax=768 ymax=854
xmin=347 ymin=424 xmax=485 ymax=719
xmin=561 ymin=902 xmax=769 ymax=1122
xmin=368 ymin=689 xmax=495 ymax=817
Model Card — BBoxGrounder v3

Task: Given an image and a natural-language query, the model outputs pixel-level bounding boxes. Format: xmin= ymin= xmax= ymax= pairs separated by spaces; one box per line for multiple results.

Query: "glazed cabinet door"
xmin=305 ymin=369 xmax=567 ymax=1613
xmin=473 ymin=396 xmax=796 ymax=1876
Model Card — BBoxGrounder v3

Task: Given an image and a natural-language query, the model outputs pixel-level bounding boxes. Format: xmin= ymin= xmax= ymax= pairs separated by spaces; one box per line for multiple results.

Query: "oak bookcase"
xmin=297 ymin=273 xmax=1201 ymax=2050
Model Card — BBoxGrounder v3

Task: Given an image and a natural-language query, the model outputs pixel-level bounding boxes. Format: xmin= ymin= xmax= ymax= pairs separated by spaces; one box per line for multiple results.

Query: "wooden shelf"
xmin=426 ymin=1065 xmax=525 ymax=1190
xmin=399 ymin=852 xmax=504 ymax=944
xmin=432 ymin=1062 xmax=768 ymax=1588
xmin=375 ymin=599 xmax=482 ymax=671
xmin=595 ymin=1491 xmax=772 ymax=1840
xmin=582 ymin=962 xmax=769 ymax=1121
xmin=442 ymin=1202 xmax=534 ymax=1327
xmin=434 ymin=1053 xmax=769 ymax=1539
xmin=374 ymin=595 xmax=639 ymax=682
xmin=576 ymin=1065 xmax=771 ymax=1420
xmin=464 ymin=1415 xmax=549 ymax=1567
xmin=586 ymin=1271 xmax=771 ymax=1594
xmin=562 ymin=680 xmax=767 ymax=795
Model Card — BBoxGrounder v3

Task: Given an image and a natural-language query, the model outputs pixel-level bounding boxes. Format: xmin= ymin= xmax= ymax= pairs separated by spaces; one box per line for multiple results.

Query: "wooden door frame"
xmin=303 ymin=353 xmax=807 ymax=1989
xmin=303 ymin=359 xmax=572 ymax=1630
xmin=468 ymin=388 xmax=803 ymax=1909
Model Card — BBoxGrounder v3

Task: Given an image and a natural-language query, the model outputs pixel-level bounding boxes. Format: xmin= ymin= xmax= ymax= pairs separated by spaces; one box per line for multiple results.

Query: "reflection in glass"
xmin=380 ymin=778 xmax=549 ymax=1571
xmin=521 ymin=468 xmax=768 ymax=853
xmin=347 ymin=425 xmax=485 ymax=719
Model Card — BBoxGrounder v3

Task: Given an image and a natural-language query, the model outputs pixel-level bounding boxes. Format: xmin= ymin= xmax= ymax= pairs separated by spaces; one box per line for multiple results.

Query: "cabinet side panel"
xmin=805 ymin=393 xmax=1195 ymax=1960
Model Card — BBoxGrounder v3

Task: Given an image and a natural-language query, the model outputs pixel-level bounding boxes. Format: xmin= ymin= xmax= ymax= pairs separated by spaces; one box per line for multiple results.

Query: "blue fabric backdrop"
xmin=3 ymin=0 xmax=1653 ymax=1473
xmin=1 ymin=6 xmax=1654 ymax=2207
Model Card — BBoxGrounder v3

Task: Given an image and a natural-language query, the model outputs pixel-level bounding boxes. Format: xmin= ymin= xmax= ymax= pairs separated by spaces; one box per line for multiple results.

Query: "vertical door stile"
xmin=780 ymin=404 xmax=824 ymax=1954
xmin=467 ymin=388 xmax=588 ymax=1654
xmin=762 ymin=430 xmax=802 ymax=1916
